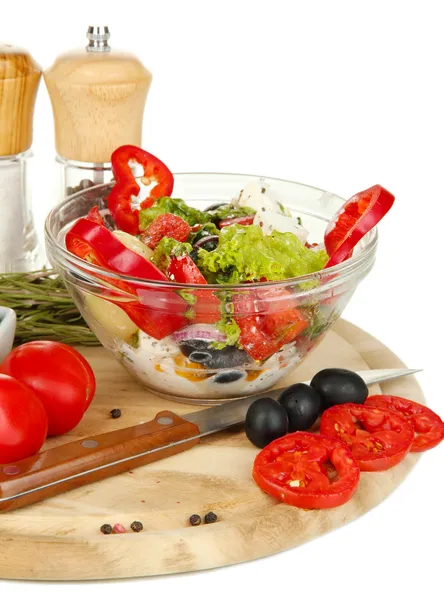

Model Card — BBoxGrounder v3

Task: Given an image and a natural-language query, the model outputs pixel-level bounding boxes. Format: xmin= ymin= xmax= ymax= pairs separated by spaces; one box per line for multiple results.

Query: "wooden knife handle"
xmin=0 ymin=411 xmax=199 ymax=513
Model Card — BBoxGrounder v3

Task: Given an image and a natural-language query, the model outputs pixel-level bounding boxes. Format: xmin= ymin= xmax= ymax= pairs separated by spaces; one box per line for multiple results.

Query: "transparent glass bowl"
xmin=45 ymin=173 xmax=377 ymax=404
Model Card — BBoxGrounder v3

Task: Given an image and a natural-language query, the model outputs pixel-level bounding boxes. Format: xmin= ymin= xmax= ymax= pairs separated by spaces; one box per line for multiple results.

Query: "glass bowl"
xmin=45 ymin=173 xmax=377 ymax=405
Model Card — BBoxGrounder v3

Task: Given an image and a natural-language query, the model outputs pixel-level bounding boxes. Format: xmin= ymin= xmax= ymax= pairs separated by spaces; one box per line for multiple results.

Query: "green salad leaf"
xmin=207 ymin=204 xmax=256 ymax=221
xmin=152 ymin=236 xmax=192 ymax=272
xmin=139 ymin=197 xmax=210 ymax=229
xmin=197 ymin=225 xmax=328 ymax=284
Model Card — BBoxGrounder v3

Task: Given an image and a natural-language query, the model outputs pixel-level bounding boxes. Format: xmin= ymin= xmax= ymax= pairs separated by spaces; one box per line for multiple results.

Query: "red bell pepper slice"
xmin=66 ymin=218 xmax=187 ymax=339
xmin=142 ymin=213 xmax=191 ymax=250
xmin=167 ymin=255 xmax=220 ymax=324
xmin=108 ymin=145 xmax=174 ymax=235
xmin=253 ymin=432 xmax=360 ymax=509
xmin=87 ymin=206 xmax=106 ymax=226
xmin=324 ymin=184 xmax=395 ymax=268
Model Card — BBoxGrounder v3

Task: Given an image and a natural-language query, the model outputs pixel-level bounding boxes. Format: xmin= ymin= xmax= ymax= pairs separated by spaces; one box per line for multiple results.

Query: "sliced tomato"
xmin=365 ymin=395 xmax=444 ymax=453
xmin=253 ymin=432 xmax=360 ymax=509
xmin=219 ymin=215 xmax=255 ymax=228
xmin=320 ymin=403 xmax=414 ymax=471
xmin=324 ymin=185 xmax=395 ymax=268
xmin=142 ymin=213 xmax=191 ymax=250
xmin=167 ymin=255 xmax=220 ymax=324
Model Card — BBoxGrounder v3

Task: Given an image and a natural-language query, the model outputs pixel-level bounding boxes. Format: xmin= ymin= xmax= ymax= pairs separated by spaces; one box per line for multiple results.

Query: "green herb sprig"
xmin=0 ymin=270 xmax=99 ymax=346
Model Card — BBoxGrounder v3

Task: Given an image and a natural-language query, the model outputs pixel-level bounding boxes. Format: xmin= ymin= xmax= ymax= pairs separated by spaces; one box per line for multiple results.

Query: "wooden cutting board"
xmin=0 ymin=320 xmax=425 ymax=581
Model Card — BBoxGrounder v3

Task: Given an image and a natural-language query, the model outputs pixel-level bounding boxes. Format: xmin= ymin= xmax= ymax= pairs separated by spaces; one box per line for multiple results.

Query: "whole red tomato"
xmin=0 ymin=374 xmax=48 ymax=463
xmin=1 ymin=341 xmax=96 ymax=436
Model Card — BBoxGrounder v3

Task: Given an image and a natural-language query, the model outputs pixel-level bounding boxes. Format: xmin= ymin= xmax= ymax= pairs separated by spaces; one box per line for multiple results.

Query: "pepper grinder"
xmin=0 ymin=44 xmax=42 ymax=272
xmin=44 ymin=26 xmax=152 ymax=198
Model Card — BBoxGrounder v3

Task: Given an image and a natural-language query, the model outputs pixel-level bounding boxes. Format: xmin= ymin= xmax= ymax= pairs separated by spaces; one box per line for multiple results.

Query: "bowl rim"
xmin=45 ymin=171 xmax=378 ymax=291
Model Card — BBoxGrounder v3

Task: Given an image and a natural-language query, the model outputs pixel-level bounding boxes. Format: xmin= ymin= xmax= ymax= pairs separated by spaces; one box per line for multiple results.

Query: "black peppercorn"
xmin=110 ymin=408 xmax=121 ymax=419
xmin=100 ymin=524 xmax=112 ymax=535
xmin=130 ymin=521 xmax=143 ymax=532
xmin=189 ymin=514 xmax=201 ymax=526
xmin=204 ymin=511 xmax=217 ymax=524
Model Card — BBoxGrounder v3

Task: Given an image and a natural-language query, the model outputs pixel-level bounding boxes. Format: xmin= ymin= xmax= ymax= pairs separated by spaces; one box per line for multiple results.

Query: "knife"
xmin=0 ymin=368 xmax=420 ymax=512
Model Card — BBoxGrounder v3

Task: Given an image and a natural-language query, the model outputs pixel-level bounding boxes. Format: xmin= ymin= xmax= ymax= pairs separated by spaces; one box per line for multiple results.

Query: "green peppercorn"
xmin=189 ymin=514 xmax=201 ymax=526
xmin=110 ymin=408 xmax=121 ymax=419
xmin=100 ymin=524 xmax=112 ymax=535
xmin=130 ymin=521 xmax=143 ymax=532
xmin=204 ymin=511 xmax=217 ymax=524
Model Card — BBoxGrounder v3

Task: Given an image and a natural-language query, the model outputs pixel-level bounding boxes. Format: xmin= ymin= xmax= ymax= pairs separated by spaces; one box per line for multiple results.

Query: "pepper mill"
xmin=0 ymin=44 xmax=42 ymax=272
xmin=44 ymin=26 xmax=152 ymax=198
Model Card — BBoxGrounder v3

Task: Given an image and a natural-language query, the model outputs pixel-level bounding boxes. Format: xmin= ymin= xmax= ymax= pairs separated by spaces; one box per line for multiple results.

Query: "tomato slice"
xmin=142 ymin=213 xmax=192 ymax=250
xmin=253 ymin=432 xmax=360 ymax=509
xmin=167 ymin=255 xmax=221 ymax=324
xmin=219 ymin=215 xmax=255 ymax=228
xmin=324 ymin=185 xmax=395 ymax=268
xmin=320 ymin=403 xmax=414 ymax=471
xmin=365 ymin=395 xmax=444 ymax=453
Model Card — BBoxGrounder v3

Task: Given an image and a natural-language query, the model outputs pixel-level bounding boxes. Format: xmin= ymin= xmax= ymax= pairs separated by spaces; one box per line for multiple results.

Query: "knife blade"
xmin=0 ymin=367 xmax=421 ymax=512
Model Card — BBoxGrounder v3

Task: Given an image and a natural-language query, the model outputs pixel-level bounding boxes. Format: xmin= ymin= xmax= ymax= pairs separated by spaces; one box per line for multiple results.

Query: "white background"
xmin=1 ymin=1 xmax=443 ymax=598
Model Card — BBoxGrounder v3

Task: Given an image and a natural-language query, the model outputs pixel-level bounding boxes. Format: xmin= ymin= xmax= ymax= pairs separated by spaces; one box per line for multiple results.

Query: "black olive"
xmin=213 ymin=370 xmax=244 ymax=384
xmin=278 ymin=383 xmax=322 ymax=431
xmin=204 ymin=202 xmax=228 ymax=212
xmin=245 ymin=397 xmax=288 ymax=448
xmin=190 ymin=249 xmax=199 ymax=264
xmin=179 ymin=339 xmax=251 ymax=369
xmin=310 ymin=368 xmax=368 ymax=410
xmin=193 ymin=235 xmax=219 ymax=252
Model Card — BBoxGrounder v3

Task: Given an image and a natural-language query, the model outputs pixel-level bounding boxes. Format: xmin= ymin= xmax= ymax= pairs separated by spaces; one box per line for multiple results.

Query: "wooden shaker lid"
xmin=44 ymin=35 xmax=152 ymax=163
xmin=0 ymin=44 xmax=42 ymax=156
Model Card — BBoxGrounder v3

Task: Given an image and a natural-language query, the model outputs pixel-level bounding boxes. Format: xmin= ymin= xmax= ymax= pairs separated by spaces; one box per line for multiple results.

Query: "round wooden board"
xmin=0 ymin=320 xmax=425 ymax=581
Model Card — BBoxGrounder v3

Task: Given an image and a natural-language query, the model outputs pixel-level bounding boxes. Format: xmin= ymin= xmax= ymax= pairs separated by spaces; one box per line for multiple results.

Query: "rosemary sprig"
xmin=0 ymin=270 xmax=100 ymax=346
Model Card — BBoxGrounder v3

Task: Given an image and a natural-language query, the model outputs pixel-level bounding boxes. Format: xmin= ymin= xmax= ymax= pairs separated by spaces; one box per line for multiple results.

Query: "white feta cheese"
xmin=253 ymin=211 xmax=309 ymax=244
xmin=233 ymin=179 xmax=290 ymax=216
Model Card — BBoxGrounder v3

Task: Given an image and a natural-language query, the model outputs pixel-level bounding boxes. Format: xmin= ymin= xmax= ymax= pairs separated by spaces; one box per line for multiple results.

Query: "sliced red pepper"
xmin=219 ymin=215 xmax=255 ymax=228
xmin=142 ymin=213 xmax=191 ymax=250
xmin=233 ymin=287 xmax=308 ymax=361
xmin=253 ymin=432 xmax=360 ymax=509
xmin=87 ymin=206 xmax=106 ymax=226
xmin=167 ymin=255 xmax=220 ymax=324
xmin=66 ymin=218 xmax=187 ymax=339
xmin=365 ymin=395 xmax=444 ymax=453
xmin=324 ymin=185 xmax=395 ymax=268
xmin=320 ymin=403 xmax=414 ymax=471
xmin=108 ymin=145 xmax=174 ymax=235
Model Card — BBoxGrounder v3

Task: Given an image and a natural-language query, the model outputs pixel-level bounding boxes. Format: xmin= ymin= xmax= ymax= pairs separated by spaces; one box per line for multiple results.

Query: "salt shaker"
xmin=0 ymin=44 xmax=42 ymax=272
xmin=44 ymin=26 xmax=152 ymax=199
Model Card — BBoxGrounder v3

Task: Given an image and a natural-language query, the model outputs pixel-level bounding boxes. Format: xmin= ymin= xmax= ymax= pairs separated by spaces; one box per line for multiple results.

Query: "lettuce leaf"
xmin=152 ymin=236 xmax=192 ymax=272
xmin=197 ymin=225 xmax=328 ymax=283
xmin=139 ymin=197 xmax=210 ymax=229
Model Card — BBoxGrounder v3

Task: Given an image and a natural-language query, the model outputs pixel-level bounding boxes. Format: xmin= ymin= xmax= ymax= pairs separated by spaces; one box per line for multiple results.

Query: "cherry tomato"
xmin=142 ymin=213 xmax=191 ymax=249
xmin=253 ymin=432 xmax=360 ymax=509
xmin=365 ymin=395 xmax=444 ymax=452
xmin=320 ymin=403 xmax=414 ymax=471
xmin=219 ymin=215 xmax=255 ymax=228
xmin=1 ymin=342 xmax=96 ymax=436
xmin=0 ymin=374 xmax=48 ymax=463
xmin=324 ymin=185 xmax=395 ymax=268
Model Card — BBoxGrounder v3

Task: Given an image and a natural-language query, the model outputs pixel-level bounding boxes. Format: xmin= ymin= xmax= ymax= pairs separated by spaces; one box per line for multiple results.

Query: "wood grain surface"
xmin=44 ymin=49 xmax=152 ymax=163
xmin=0 ymin=320 xmax=424 ymax=581
xmin=0 ymin=45 xmax=41 ymax=156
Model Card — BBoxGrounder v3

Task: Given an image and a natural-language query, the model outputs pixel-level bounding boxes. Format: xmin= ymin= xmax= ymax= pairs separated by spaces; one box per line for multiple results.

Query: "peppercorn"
xmin=204 ymin=511 xmax=217 ymax=524
xmin=130 ymin=521 xmax=143 ymax=532
xmin=112 ymin=523 xmax=127 ymax=534
xmin=189 ymin=514 xmax=201 ymax=526
xmin=110 ymin=408 xmax=121 ymax=419
xmin=100 ymin=524 xmax=112 ymax=535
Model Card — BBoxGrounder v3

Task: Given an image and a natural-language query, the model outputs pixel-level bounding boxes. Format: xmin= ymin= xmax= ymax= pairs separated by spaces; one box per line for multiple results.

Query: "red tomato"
xmin=0 ymin=374 xmax=48 ymax=463
xmin=219 ymin=215 xmax=255 ymax=228
xmin=253 ymin=432 xmax=360 ymax=509
xmin=142 ymin=213 xmax=192 ymax=249
xmin=320 ymin=403 xmax=414 ymax=471
xmin=1 ymin=342 xmax=96 ymax=436
xmin=324 ymin=185 xmax=395 ymax=268
xmin=365 ymin=395 xmax=444 ymax=453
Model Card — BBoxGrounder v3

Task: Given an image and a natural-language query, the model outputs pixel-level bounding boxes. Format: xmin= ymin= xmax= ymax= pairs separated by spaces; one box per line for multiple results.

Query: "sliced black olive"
xmin=245 ymin=397 xmax=288 ymax=448
xmin=179 ymin=339 xmax=251 ymax=369
xmin=278 ymin=383 xmax=322 ymax=431
xmin=310 ymin=368 xmax=368 ymax=410
xmin=190 ymin=249 xmax=199 ymax=264
xmin=213 ymin=370 xmax=245 ymax=384
xmin=204 ymin=202 xmax=228 ymax=212
xmin=193 ymin=235 xmax=219 ymax=252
